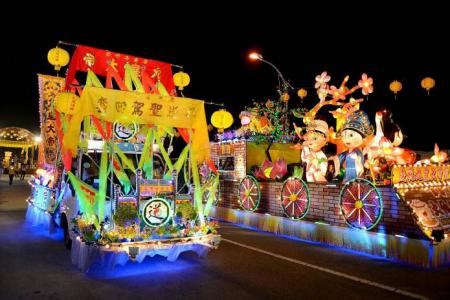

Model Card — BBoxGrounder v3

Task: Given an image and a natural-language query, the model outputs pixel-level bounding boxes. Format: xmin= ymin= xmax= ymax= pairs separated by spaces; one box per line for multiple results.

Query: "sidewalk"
xmin=0 ymin=175 xmax=31 ymax=211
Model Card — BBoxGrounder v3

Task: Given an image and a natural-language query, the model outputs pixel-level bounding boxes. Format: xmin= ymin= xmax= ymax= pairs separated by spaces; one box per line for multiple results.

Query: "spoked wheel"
xmin=238 ymin=175 xmax=261 ymax=211
xmin=202 ymin=173 xmax=220 ymax=206
xmin=339 ymin=178 xmax=383 ymax=230
xmin=280 ymin=177 xmax=310 ymax=219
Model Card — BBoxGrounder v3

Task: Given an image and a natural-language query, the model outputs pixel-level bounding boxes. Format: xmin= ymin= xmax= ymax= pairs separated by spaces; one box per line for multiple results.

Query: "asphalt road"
xmin=1 ymin=176 xmax=449 ymax=300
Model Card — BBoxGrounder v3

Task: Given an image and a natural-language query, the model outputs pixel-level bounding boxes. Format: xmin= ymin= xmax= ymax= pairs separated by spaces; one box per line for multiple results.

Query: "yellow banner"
xmin=392 ymin=165 xmax=450 ymax=185
xmin=63 ymin=87 xmax=210 ymax=162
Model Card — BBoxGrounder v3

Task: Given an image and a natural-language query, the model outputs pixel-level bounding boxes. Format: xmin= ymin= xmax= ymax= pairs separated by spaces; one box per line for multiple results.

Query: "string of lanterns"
xmin=389 ymin=77 xmax=435 ymax=99
xmin=295 ymin=76 xmax=435 ymax=102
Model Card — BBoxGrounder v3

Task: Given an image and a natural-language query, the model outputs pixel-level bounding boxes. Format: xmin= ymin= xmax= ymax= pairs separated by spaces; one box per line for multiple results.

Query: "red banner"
xmin=65 ymin=45 xmax=176 ymax=95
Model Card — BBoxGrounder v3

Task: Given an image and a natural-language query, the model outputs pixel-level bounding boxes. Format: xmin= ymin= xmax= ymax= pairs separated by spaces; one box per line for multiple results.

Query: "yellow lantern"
xmin=281 ymin=92 xmax=290 ymax=102
xmin=297 ymin=88 xmax=307 ymax=100
xmin=421 ymin=77 xmax=435 ymax=95
xmin=211 ymin=109 xmax=234 ymax=132
xmin=55 ymin=92 xmax=80 ymax=115
xmin=47 ymin=47 xmax=70 ymax=71
xmin=173 ymin=71 xmax=190 ymax=90
xmin=389 ymin=80 xmax=402 ymax=99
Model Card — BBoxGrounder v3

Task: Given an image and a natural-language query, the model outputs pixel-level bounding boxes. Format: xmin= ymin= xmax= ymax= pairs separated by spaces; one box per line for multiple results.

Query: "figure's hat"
xmin=339 ymin=111 xmax=374 ymax=137
xmin=306 ymin=120 xmax=329 ymax=135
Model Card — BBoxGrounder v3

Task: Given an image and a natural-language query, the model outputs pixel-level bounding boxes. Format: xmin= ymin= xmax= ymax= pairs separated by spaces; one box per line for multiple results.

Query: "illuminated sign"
xmin=117 ymin=196 xmax=137 ymax=207
xmin=392 ymin=165 xmax=450 ymax=185
xmin=139 ymin=184 xmax=175 ymax=197
xmin=113 ymin=122 xmax=137 ymax=141
xmin=142 ymin=198 xmax=172 ymax=227
xmin=88 ymin=140 xmax=145 ymax=153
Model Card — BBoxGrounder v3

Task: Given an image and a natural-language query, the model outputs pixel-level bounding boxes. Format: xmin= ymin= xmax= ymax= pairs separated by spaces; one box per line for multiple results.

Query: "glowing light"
xmin=34 ymin=136 xmax=42 ymax=143
xmin=249 ymin=52 xmax=262 ymax=60
xmin=314 ymin=221 xmax=330 ymax=226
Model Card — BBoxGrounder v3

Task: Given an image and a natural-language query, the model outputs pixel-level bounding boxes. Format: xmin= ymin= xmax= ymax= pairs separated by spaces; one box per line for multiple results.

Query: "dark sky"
xmin=1 ymin=5 xmax=448 ymax=151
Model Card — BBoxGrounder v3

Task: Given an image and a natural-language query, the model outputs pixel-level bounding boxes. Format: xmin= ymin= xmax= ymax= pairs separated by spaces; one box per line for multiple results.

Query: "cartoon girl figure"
xmin=331 ymin=111 xmax=374 ymax=183
xmin=301 ymin=120 xmax=329 ymax=183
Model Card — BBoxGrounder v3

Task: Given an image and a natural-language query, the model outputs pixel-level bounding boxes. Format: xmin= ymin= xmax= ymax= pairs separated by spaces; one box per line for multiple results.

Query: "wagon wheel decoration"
xmin=202 ymin=173 xmax=220 ymax=206
xmin=280 ymin=177 xmax=310 ymax=219
xmin=339 ymin=178 xmax=383 ymax=230
xmin=238 ymin=175 xmax=261 ymax=211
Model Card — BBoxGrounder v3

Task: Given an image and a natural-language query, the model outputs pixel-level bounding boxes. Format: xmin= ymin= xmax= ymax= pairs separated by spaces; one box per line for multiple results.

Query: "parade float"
xmin=209 ymin=69 xmax=450 ymax=268
xmin=24 ymin=73 xmax=65 ymax=232
xmin=26 ymin=43 xmax=221 ymax=271
xmin=0 ymin=126 xmax=54 ymax=230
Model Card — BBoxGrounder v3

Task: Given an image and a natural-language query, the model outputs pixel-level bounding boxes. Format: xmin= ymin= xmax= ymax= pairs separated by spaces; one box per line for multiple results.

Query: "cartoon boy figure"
xmin=301 ymin=120 xmax=329 ymax=183
xmin=331 ymin=111 xmax=373 ymax=183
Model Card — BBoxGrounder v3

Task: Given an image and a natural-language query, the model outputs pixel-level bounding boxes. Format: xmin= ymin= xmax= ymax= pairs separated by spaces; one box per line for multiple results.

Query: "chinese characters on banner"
xmin=63 ymin=87 xmax=210 ymax=163
xmin=65 ymin=45 xmax=176 ymax=96
xmin=38 ymin=74 xmax=65 ymax=165
xmin=392 ymin=165 xmax=450 ymax=185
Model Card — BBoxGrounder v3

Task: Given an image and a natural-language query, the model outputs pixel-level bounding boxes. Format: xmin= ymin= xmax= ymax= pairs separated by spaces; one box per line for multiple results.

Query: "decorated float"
xmin=26 ymin=43 xmax=221 ymax=271
xmin=209 ymin=69 xmax=450 ymax=268
xmin=0 ymin=126 xmax=56 ymax=230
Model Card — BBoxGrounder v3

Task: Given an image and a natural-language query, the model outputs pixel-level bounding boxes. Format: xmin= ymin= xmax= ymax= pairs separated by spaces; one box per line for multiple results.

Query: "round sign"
xmin=113 ymin=122 xmax=137 ymax=141
xmin=142 ymin=198 xmax=172 ymax=227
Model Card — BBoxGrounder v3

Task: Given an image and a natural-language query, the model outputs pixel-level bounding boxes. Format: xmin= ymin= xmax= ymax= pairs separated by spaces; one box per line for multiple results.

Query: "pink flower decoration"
xmin=329 ymin=85 xmax=346 ymax=100
xmin=270 ymin=160 xmax=287 ymax=179
xmin=358 ymin=73 xmax=374 ymax=95
xmin=315 ymin=71 xmax=331 ymax=89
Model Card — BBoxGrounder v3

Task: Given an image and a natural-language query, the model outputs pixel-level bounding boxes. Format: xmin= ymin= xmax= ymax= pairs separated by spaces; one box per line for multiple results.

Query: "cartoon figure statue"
xmin=301 ymin=120 xmax=329 ymax=182
xmin=331 ymin=111 xmax=374 ymax=183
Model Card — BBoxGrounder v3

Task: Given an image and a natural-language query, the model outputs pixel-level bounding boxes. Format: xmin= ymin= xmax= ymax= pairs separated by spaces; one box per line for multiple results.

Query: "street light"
xmin=249 ymin=52 xmax=295 ymax=133
xmin=248 ymin=52 xmax=294 ymax=94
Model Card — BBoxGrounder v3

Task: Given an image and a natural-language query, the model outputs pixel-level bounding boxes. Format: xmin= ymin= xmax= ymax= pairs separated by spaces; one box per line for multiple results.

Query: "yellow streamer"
xmin=62 ymin=86 xmax=210 ymax=163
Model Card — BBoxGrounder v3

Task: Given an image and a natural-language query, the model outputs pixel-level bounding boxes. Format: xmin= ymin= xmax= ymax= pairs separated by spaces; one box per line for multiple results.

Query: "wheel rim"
xmin=339 ymin=178 xmax=383 ymax=230
xmin=238 ymin=175 xmax=260 ymax=211
xmin=281 ymin=177 xmax=310 ymax=219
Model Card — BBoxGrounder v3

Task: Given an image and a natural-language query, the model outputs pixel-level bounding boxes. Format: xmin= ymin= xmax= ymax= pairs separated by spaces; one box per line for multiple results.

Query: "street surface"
xmin=1 ymin=176 xmax=449 ymax=299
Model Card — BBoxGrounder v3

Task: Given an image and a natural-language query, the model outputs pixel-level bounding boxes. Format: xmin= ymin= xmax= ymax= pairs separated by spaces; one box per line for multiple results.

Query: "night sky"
xmin=2 ymin=6 xmax=448 ymax=151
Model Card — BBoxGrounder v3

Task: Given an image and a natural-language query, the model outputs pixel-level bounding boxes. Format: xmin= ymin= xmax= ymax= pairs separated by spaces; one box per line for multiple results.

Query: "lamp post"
xmin=249 ymin=52 xmax=294 ymax=95
xmin=249 ymin=52 xmax=293 ymax=133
